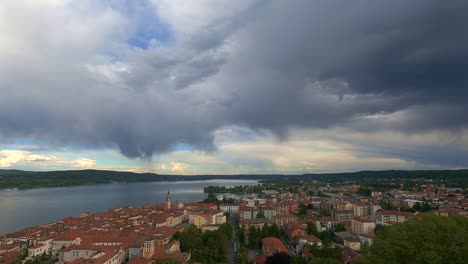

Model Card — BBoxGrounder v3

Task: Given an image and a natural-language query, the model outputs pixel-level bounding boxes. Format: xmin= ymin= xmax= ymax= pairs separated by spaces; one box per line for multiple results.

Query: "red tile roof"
xmin=261 ymin=237 xmax=289 ymax=256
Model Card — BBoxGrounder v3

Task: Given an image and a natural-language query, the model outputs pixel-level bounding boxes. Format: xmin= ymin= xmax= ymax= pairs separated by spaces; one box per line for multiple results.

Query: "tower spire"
xmin=166 ymin=190 xmax=171 ymax=210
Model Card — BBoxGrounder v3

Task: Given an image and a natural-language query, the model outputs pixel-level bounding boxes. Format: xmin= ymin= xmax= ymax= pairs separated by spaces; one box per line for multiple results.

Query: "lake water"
xmin=0 ymin=179 xmax=258 ymax=235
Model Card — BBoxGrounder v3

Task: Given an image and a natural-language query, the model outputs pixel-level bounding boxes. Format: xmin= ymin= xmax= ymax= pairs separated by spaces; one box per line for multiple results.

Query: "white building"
xmin=219 ymin=205 xmax=239 ymax=214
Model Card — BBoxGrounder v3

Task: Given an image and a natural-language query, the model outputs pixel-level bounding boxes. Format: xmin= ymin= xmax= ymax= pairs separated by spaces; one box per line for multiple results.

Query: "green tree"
xmin=298 ymin=203 xmax=308 ymax=217
xmin=374 ymin=224 xmax=386 ymax=234
xmin=357 ymin=187 xmax=372 ymax=196
xmin=269 ymin=224 xmax=281 ymax=238
xmin=292 ymin=256 xmax=342 ymax=264
xmin=379 ymin=200 xmax=397 ymax=210
xmin=154 ymin=260 xmax=182 ymax=264
xmin=303 ymin=244 xmax=343 ymax=262
xmin=334 ymin=223 xmax=346 ymax=232
xmin=318 ymin=210 xmax=331 ymax=217
xmin=177 ymin=225 xmax=229 ymax=263
xmin=307 ymin=222 xmax=318 ymax=236
xmin=309 ymin=258 xmax=342 ymax=264
xmin=266 ymin=252 xmax=291 ymax=264
xmin=237 ymin=226 xmax=245 ymax=242
xmin=362 ymin=215 xmax=468 ymax=264
xmin=218 ymin=222 xmax=233 ymax=240
xmin=256 ymin=210 xmax=265 ymax=219
xmin=249 ymin=227 xmax=260 ymax=248
xmin=318 ymin=230 xmax=334 ymax=244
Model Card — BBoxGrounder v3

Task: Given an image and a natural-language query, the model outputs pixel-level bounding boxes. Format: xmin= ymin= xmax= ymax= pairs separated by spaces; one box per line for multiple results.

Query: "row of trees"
xmin=265 ymin=246 xmax=343 ymax=264
xmin=203 ymin=184 xmax=267 ymax=194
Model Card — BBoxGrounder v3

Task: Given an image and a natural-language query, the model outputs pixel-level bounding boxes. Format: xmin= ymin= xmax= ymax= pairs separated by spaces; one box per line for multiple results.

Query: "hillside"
xmin=0 ymin=169 xmax=467 ymax=190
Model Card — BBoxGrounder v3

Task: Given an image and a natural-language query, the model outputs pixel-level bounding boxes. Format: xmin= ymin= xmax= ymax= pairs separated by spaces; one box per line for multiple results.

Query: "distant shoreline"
xmin=0 ymin=178 xmax=260 ymax=191
xmin=1 ymin=168 xmax=467 ymax=190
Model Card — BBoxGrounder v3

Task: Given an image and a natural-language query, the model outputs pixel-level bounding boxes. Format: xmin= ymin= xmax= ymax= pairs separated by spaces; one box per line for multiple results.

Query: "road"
xmin=227 ymin=214 xmax=237 ymax=264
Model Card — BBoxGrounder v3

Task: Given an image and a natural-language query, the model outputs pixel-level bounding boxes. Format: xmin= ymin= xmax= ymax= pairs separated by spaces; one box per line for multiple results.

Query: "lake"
xmin=0 ymin=179 xmax=258 ymax=235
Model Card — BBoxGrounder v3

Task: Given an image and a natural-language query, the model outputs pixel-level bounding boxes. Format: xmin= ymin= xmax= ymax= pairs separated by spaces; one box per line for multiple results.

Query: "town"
xmin=1 ymin=177 xmax=467 ymax=264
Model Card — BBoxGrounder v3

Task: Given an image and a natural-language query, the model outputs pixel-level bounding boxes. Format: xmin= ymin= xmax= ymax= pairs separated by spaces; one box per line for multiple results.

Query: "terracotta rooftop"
xmin=261 ymin=237 xmax=289 ymax=257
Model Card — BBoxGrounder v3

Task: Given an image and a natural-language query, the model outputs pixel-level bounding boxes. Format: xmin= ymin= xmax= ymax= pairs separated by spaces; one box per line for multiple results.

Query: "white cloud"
xmin=71 ymin=158 xmax=96 ymax=168
xmin=150 ymin=0 xmax=254 ymax=38
xmin=159 ymin=162 xmax=190 ymax=174
xmin=0 ymin=150 xmax=57 ymax=168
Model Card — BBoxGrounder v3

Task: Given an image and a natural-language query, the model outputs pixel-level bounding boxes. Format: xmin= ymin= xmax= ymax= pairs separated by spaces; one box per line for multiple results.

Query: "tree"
xmin=298 ymin=203 xmax=308 ymax=217
xmin=154 ymin=260 xmax=182 ymax=264
xmin=374 ymin=224 xmax=385 ymax=234
xmin=412 ymin=202 xmax=434 ymax=212
xmin=318 ymin=210 xmax=331 ymax=217
xmin=269 ymin=224 xmax=281 ymax=238
xmin=237 ymin=226 xmax=245 ymax=242
xmin=256 ymin=210 xmax=265 ymax=219
xmin=249 ymin=227 xmax=260 ymax=248
xmin=309 ymin=258 xmax=342 ymax=264
xmin=218 ymin=222 xmax=233 ymax=240
xmin=361 ymin=215 xmax=468 ymax=264
xmin=292 ymin=256 xmax=342 ymax=264
xmin=177 ymin=225 xmax=228 ymax=263
xmin=357 ymin=187 xmax=372 ymax=196
xmin=303 ymin=244 xmax=343 ymax=262
xmin=307 ymin=222 xmax=318 ymax=236
xmin=379 ymin=200 xmax=397 ymax=210
xmin=334 ymin=223 xmax=346 ymax=232
xmin=266 ymin=252 xmax=291 ymax=264
xmin=318 ymin=231 xmax=334 ymax=245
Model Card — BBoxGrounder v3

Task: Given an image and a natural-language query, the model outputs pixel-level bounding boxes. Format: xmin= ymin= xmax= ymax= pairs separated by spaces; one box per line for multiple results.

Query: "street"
xmin=227 ymin=214 xmax=237 ymax=264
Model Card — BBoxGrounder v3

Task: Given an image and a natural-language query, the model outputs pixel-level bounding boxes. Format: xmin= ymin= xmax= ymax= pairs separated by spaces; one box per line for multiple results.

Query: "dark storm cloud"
xmin=218 ymin=0 xmax=468 ymax=133
xmin=1 ymin=0 xmax=468 ymax=161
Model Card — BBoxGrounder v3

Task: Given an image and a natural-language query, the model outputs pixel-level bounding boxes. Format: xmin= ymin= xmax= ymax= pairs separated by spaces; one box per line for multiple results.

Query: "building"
xmin=351 ymin=217 xmax=376 ymax=235
xmin=431 ymin=207 xmax=468 ymax=217
xmin=28 ymin=240 xmax=52 ymax=258
xmin=192 ymin=214 xmax=208 ymax=228
xmin=404 ymin=199 xmax=422 ymax=208
xmin=238 ymin=208 xmax=260 ymax=221
xmin=282 ymin=223 xmax=307 ymax=242
xmin=0 ymin=244 xmax=21 ymax=254
xmin=296 ymin=234 xmax=322 ymax=254
xmin=51 ymin=231 xmax=84 ymax=255
xmin=219 ymin=204 xmax=239 ymax=214
xmin=353 ymin=203 xmax=370 ymax=217
xmin=263 ymin=208 xmax=277 ymax=220
xmin=333 ymin=232 xmax=361 ymax=251
xmin=261 ymin=237 xmax=289 ymax=257
xmin=332 ymin=210 xmax=353 ymax=222
xmin=369 ymin=204 xmax=382 ymax=219
xmin=261 ymin=190 xmax=279 ymax=197
xmin=375 ymin=210 xmax=415 ymax=225
xmin=359 ymin=233 xmax=375 ymax=246
xmin=166 ymin=191 xmax=171 ymax=210
xmin=315 ymin=217 xmax=337 ymax=232
xmin=239 ymin=219 xmax=273 ymax=230
xmin=274 ymin=214 xmax=298 ymax=227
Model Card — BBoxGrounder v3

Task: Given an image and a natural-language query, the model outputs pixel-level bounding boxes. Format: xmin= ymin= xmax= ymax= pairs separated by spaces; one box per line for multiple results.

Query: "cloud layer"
xmin=1 ymin=0 xmax=468 ymax=170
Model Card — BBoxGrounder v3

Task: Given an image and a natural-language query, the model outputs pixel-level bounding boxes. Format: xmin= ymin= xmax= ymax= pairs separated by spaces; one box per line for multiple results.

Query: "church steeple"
xmin=166 ymin=190 xmax=171 ymax=210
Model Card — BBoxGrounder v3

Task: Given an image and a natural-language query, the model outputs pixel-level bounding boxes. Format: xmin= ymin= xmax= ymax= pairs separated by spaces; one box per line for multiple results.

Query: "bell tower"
xmin=166 ymin=191 xmax=171 ymax=210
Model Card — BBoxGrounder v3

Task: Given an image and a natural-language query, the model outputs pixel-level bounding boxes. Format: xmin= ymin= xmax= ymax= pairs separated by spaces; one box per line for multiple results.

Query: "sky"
xmin=1 ymin=0 xmax=468 ymax=175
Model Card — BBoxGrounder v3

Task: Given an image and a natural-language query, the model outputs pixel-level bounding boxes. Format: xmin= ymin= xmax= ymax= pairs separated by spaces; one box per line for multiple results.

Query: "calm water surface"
xmin=0 ymin=179 xmax=258 ymax=235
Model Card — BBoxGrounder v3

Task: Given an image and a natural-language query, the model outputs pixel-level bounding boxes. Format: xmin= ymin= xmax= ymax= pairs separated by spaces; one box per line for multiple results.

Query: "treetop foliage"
xmin=360 ymin=215 xmax=468 ymax=264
